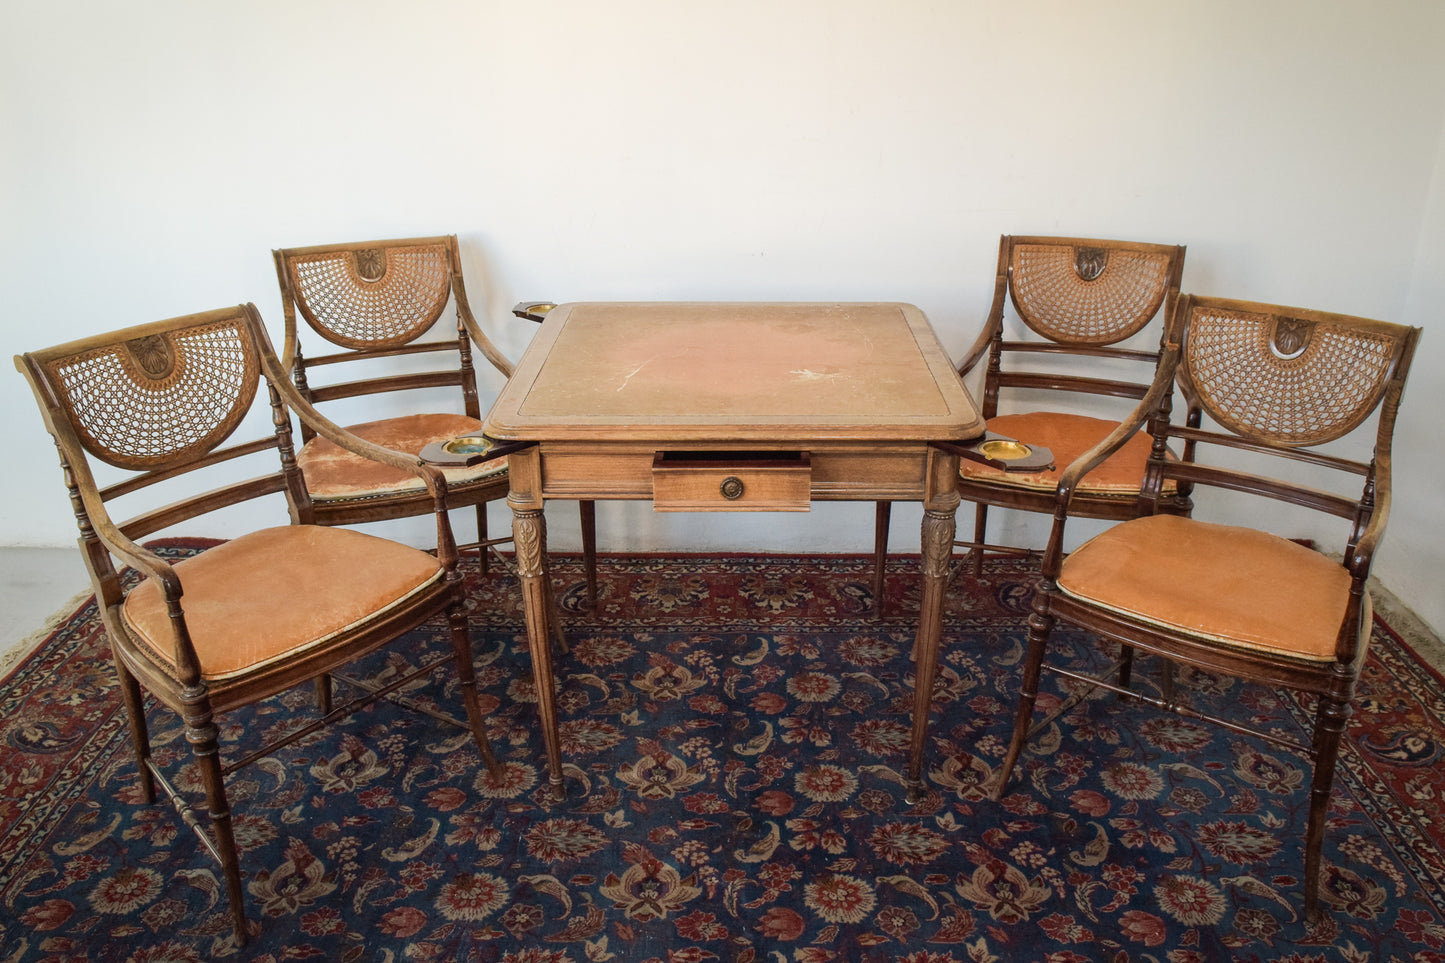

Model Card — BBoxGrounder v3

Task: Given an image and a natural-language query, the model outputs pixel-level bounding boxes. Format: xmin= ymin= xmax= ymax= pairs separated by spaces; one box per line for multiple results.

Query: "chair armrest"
xmin=454 ymin=280 xmax=515 ymax=379
xmin=956 ymin=274 xmax=1008 ymax=379
xmin=1036 ymin=343 xmax=1180 ymax=575
xmin=1347 ymin=456 xmax=1391 ymax=581
xmin=248 ymin=304 xmax=462 ymax=563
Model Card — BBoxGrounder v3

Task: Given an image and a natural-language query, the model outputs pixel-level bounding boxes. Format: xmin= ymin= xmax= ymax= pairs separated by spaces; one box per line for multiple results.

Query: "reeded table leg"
xmin=507 ymin=447 xmax=565 ymax=801
xmin=907 ymin=446 xmax=961 ymax=803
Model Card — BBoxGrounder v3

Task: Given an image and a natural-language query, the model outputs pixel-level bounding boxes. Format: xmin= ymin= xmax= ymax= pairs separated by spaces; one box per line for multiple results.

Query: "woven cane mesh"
xmin=1010 ymin=244 xmax=1172 ymax=345
xmin=287 ymin=244 xmax=452 ymax=349
xmin=1184 ymin=306 xmax=1399 ymax=446
xmin=48 ymin=320 xmax=259 ymax=470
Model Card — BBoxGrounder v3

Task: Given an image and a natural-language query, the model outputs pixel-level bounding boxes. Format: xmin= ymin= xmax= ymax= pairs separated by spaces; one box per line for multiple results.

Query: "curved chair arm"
xmin=1037 ymin=342 xmax=1181 ymax=576
xmin=1347 ymin=455 xmax=1391 ymax=582
xmin=10 ymin=354 xmax=185 ymax=599
xmin=956 ymin=269 xmax=1009 ymax=379
xmin=247 ymin=305 xmax=462 ymax=566
xmin=36 ymin=406 xmax=212 ymax=681
xmin=452 ymin=269 xmax=515 ymax=379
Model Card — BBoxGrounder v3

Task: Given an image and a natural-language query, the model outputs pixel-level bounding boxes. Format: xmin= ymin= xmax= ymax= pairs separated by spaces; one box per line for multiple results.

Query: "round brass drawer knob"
xmin=719 ymin=476 xmax=745 ymax=500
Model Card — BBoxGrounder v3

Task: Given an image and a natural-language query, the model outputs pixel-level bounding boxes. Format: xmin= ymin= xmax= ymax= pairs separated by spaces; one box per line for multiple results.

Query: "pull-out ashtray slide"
xmin=512 ymin=301 xmax=558 ymax=323
xmin=949 ymin=432 xmax=1056 ymax=472
xmin=418 ymin=435 xmax=533 ymax=467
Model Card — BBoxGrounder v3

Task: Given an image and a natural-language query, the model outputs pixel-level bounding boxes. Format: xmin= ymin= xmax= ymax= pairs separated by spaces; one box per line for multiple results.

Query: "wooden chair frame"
xmin=990 ymin=293 xmax=1421 ymax=916
xmin=15 ymin=303 xmax=502 ymax=945
xmin=273 ymin=234 xmax=597 ymax=602
xmin=873 ymin=236 xmax=1187 ymax=609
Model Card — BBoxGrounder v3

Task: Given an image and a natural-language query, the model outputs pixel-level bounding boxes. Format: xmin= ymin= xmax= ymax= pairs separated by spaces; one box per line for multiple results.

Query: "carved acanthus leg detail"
xmin=511 ymin=504 xmax=564 ymax=799
xmin=513 ymin=510 xmax=546 ymax=579
xmin=908 ymin=455 xmax=960 ymax=804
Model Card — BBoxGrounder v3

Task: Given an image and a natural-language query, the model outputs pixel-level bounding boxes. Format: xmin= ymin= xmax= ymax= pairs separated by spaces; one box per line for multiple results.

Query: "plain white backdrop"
xmin=3 ymin=1 xmax=1443 ymax=632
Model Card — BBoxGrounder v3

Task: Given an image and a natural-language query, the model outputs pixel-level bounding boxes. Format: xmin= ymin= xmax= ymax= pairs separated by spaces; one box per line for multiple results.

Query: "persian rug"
xmin=2 ymin=546 xmax=1444 ymax=963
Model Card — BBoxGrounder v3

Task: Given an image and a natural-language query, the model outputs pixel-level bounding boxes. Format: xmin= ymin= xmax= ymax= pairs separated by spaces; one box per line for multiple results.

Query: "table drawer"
xmin=652 ymin=451 xmax=811 ymax=511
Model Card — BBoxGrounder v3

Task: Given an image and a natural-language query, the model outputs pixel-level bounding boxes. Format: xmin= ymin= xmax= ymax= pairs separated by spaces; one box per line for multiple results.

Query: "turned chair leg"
xmin=971 ymin=503 xmax=989 ymax=577
xmin=185 ymin=711 xmax=248 ymax=945
xmin=446 ymin=607 xmax=503 ymax=778
xmin=872 ymin=501 xmax=891 ymax=615
xmin=992 ymin=605 xmax=1055 ymax=800
xmin=115 ymin=660 xmax=156 ymax=803
xmin=579 ymin=500 xmax=598 ymax=606
xmin=476 ymin=503 xmax=491 ymax=577
xmin=1304 ymin=693 xmax=1350 ymax=916
xmin=313 ymin=674 xmax=332 ymax=716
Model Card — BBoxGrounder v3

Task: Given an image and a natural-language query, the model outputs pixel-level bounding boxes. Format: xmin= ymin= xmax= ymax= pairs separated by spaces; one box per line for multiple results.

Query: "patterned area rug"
xmin=2 ymin=547 xmax=1444 ymax=962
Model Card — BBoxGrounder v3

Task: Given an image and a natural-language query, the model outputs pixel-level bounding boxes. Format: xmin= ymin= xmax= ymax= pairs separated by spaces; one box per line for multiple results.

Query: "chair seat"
xmin=960 ymin=412 xmax=1174 ymax=495
xmin=1056 ymin=514 xmax=1357 ymax=661
xmin=123 ymin=526 xmax=445 ymax=681
xmin=297 ymin=413 xmax=507 ymax=501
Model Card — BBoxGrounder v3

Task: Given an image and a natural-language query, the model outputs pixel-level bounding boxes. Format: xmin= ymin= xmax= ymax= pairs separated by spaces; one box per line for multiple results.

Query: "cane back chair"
xmin=990 ymin=294 xmax=1420 ymax=916
xmin=872 ymin=236 xmax=1187 ymax=606
xmin=15 ymin=303 xmax=503 ymax=945
xmin=273 ymin=234 xmax=597 ymax=602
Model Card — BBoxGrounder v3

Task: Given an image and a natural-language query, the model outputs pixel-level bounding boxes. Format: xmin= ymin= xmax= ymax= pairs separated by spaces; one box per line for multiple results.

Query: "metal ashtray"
xmin=977 ymin=439 xmax=1033 ymax=462
xmin=512 ymin=301 xmax=558 ymax=323
xmin=955 ymin=433 xmax=1056 ymax=472
xmin=442 ymin=435 xmax=496 ymax=456
xmin=419 ymin=435 xmax=506 ymax=467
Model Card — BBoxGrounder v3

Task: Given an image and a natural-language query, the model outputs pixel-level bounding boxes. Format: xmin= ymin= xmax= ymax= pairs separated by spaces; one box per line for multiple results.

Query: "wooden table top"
xmin=483 ymin=302 xmax=983 ymax=443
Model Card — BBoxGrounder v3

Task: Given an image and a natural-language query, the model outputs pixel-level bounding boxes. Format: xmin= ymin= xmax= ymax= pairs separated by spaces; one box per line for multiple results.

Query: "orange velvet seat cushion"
xmin=1056 ymin=514 xmax=1357 ymax=662
xmin=122 ymin=526 xmax=444 ymax=681
xmin=960 ymin=412 xmax=1172 ymax=495
xmin=297 ymin=413 xmax=507 ymax=501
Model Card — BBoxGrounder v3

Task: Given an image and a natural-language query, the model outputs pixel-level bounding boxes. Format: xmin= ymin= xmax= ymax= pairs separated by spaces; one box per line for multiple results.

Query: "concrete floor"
xmin=1 ymin=545 xmax=1441 ymax=676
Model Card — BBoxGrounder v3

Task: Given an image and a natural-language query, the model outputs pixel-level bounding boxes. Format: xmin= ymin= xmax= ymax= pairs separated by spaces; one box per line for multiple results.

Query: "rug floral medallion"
xmin=1 ymin=549 xmax=1444 ymax=962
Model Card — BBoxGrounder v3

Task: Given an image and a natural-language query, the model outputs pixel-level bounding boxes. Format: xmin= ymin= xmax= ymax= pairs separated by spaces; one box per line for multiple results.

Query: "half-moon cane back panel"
xmin=44 ymin=316 xmax=260 ymax=471
xmin=1010 ymin=243 xmax=1173 ymax=345
xmin=1181 ymin=302 xmax=1405 ymax=447
xmin=284 ymin=242 xmax=453 ymax=350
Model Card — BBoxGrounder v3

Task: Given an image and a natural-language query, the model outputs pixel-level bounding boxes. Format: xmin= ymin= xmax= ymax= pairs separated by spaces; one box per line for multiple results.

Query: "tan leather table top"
xmin=484 ymin=302 xmax=983 ymax=442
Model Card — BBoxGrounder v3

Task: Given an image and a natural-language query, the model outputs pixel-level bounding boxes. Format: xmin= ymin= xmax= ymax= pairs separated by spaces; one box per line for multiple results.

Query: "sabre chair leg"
xmin=872 ymin=501 xmax=892 ymax=616
xmin=1304 ymin=692 xmax=1350 ymax=917
xmin=579 ymin=500 xmax=598 ymax=607
xmin=185 ymin=710 xmax=248 ymax=945
xmin=114 ymin=658 xmax=155 ymax=803
xmin=971 ymin=503 xmax=989 ymax=577
xmin=992 ymin=603 xmax=1055 ymax=800
xmin=447 ymin=607 xmax=503 ymax=778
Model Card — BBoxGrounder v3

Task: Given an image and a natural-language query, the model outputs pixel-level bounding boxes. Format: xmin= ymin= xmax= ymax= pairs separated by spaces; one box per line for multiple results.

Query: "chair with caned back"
xmin=273 ymin=234 xmax=597 ymax=604
xmin=988 ymin=293 xmax=1420 ymax=916
xmin=871 ymin=236 xmax=1187 ymax=609
xmin=14 ymin=303 xmax=503 ymax=945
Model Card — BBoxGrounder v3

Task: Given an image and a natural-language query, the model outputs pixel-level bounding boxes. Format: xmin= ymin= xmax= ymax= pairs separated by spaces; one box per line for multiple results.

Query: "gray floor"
xmin=0 ymin=547 xmax=93 ymax=675
xmin=2 ymin=545 xmax=1441 ymax=675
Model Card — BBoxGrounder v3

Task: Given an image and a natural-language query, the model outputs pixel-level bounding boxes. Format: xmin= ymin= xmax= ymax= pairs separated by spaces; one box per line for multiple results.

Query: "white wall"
xmin=3 ymin=2 xmax=1443 ymax=629
xmin=1386 ymin=117 xmax=1445 ymax=633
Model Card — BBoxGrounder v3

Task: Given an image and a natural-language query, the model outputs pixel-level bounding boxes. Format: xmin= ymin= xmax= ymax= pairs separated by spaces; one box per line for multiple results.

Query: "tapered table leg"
xmin=907 ymin=446 xmax=961 ymax=804
xmin=507 ymin=447 xmax=565 ymax=800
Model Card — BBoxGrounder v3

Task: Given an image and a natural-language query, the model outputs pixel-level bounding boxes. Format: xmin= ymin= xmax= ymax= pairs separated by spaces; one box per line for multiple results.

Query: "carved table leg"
xmin=907 ymin=446 xmax=961 ymax=804
xmin=508 ymin=448 xmax=565 ymax=800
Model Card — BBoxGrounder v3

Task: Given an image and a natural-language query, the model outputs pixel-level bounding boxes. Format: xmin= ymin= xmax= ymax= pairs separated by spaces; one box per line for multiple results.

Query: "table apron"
xmin=533 ymin=442 xmax=937 ymax=502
